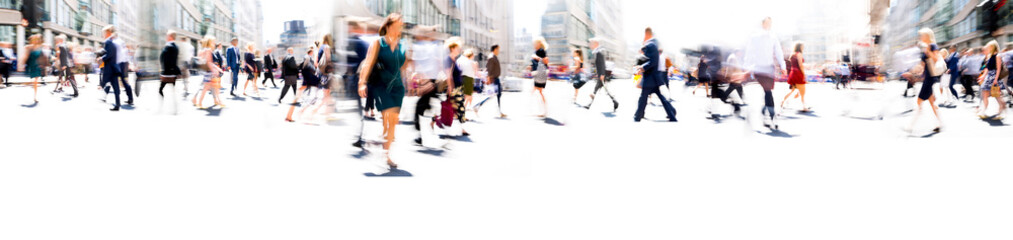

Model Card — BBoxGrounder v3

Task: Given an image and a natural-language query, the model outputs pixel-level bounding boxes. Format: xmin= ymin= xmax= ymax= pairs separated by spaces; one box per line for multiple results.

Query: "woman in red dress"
xmin=781 ymin=42 xmax=810 ymax=112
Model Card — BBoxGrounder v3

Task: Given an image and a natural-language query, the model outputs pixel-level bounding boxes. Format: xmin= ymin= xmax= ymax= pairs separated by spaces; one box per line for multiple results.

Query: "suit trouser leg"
xmin=653 ymin=87 xmax=677 ymax=119
xmin=948 ymin=74 xmax=960 ymax=98
xmin=230 ymin=69 xmax=239 ymax=93
xmin=67 ymin=69 xmax=78 ymax=96
xmin=106 ymin=74 xmax=121 ymax=107
xmin=634 ymin=87 xmax=651 ymax=120
xmin=119 ymin=63 xmax=133 ymax=102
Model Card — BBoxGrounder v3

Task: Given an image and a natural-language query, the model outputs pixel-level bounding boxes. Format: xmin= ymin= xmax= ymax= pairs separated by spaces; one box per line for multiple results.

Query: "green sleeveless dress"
xmin=371 ymin=37 xmax=406 ymax=111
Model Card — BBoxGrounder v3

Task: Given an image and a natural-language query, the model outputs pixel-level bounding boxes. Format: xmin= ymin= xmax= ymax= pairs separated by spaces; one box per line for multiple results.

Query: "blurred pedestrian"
xmin=908 ymin=28 xmax=944 ymax=133
xmin=347 ymin=21 xmax=372 ymax=148
xmin=569 ymin=49 xmax=585 ymax=102
xmin=52 ymin=35 xmax=78 ymax=97
xmin=976 ymin=40 xmax=1006 ymax=120
xmin=780 ymin=41 xmax=808 ymax=112
xmin=458 ymin=48 xmax=478 ymax=112
xmin=0 ymin=42 xmax=13 ymax=87
xmin=96 ymin=26 xmax=124 ymax=110
xmin=242 ymin=43 xmax=261 ymax=97
xmin=633 ymin=27 xmax=677 ymax=122
xmin=944 ymin=46 xmax=961 ymax=105
xmin=191 ymin=36 xmax=224 ymax=109
xmin=262 ymin=47 xmax=278 ymax=88
xmin=693 ymin=54 xmax=709 ymax=96
xmin=531 ymin=37 xmax=549 ymax=118
xmin=582 ymin=38 xmax=618 ymax=111
xmin=278 ymin=48 xmax=300 ymax=104
xmin=20 ymin=34 xmax=44 ymax=103
xmin=226 ymin=37 xmax=241 ymax=96
xmin=742 ymin=17 xmax=786 ymax=129
xmin=178 ymin=37 xmax=195 ymax=94
xmin=959 ymin=48 xmax=982 ymax=100
xmin=160 ymin=31 xmax=181 ymax=98
xmin=111 ymin=30 xmax=134 ymax=105
xmin=295 ymin=33 xmax=337 ymax=122
xmin=357 ymin=13 xmax=408 ymax=169
xmin=474 ymin=44 xmax=506 ymax=118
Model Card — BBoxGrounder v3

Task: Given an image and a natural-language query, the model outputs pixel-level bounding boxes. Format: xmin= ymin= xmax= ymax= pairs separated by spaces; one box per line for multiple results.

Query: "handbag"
xmin=991 ymin=85 xmax=1002 ymax=96
xmin=416 ymin=79 xmax=436 ymax=96
xmin=532 ymin=63 xmax=548 ymax=84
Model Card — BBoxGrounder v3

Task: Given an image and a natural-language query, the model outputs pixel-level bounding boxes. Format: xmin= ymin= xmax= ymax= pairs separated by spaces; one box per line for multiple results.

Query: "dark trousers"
xmin=106 ymin=63 xmax=134 ymax=102
xmin=961 ymin=75 xmax=976 ymax=98
xmin=948 ymin=74 xmax=960 ymax=98
xmin=279 ymin=76 xmax=299 ymax=101
xmin=588 ymin=76 xmax=617 ymax=106
xmin=262 ymin=70 xmax=277 ymax=87
xmin=229 ymin=67 xmax=240 ymax=93
xmin=103 ymin=71 xmax=122 ymax=107
xmin=634 ymin=86 xmax=677 ymax=121
xmin=56 ymin=67 xmax=78 ymax=95
xmin=474 ymin=77 xmax=502 ymax=110
xmin=755 ymin=73 xmax=776 ymax=119
xmin=414 ymin=80 xmax=438 ymax=132
xmin=0 ymin=63 xmax=9 ymax=85
xmin=365 ymin=84 xmax=376 ymax=111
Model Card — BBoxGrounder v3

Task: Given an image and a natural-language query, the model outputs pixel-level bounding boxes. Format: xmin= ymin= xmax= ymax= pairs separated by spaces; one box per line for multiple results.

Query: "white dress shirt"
xmin=742 ymin=29 xmax=786 ymax=75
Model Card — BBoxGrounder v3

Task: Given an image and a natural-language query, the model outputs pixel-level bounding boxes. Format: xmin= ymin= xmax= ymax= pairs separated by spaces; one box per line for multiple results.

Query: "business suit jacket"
xmin=640 ymin=38 xmax=663 ymax=88
xmin=212 ymin=50 xmax=223 ymax=68
xmin=263 ymin=53 xmax=276 ymax=72
xmin=101 ymin=37 xmax=120 ymax=76
xmin=593 ymin=47 xmax=607 ymax=81
xmin=226 ymin=46 xmax=239 ymax=69
xmin=160 ymin=42 xmax=181 ymax=76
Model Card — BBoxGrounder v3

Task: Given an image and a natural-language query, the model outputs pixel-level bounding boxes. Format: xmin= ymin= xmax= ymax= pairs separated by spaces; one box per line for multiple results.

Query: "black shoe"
xmin=669 ymin=117 xmax=678 ymax=122
xmin=414 ymin=138 xmax=423 ymax=145
xmin=71 ymin=94 xmax=78 ymax=98
xmin=612 ymin=101 xmax=619 ymax=111
xmin=110 ymin=106 xmax=120 ymax=111
xmin=634 ymin=118 xmax=641 ymax=122
xmin=352 ymin=139 xmax=364 ymax=148
xmin=126 ymin=100 xmax=133 ymax=105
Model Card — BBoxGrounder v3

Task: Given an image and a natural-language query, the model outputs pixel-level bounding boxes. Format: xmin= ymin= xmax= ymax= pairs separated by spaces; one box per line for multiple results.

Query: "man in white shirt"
xmin=112 ymin=33 xmax=135 ymax=105
xmin=742 ymin=17 xmax=786 ymax=129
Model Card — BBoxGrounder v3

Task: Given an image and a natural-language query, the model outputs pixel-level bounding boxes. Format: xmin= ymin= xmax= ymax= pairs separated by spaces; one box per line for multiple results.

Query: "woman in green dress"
xmin=358 ymin=13 xmax=408 ymax=169
xmin=20 ymin=34 xmax=44 ymax=103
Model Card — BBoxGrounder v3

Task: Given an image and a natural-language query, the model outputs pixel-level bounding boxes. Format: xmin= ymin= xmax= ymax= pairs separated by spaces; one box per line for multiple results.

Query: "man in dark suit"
xmin=633 ymin=27 xmax=677 ymax=122
xmin=225 ymin=38 xmax=241 ymax=96
xmin=212 ymin=43 xmax=224 ymax=69
xmin=100 ymin=26 xmax=123 ymax=111
xmin=0 ymin=41 xmax=13 ymax=87
xmin=159 ymin=30 xmax=181 ymax=97
xmin=262 ymin=48 xmax=277 ymax=88
xmin=584 ymin=37 xmax=618 ymax=111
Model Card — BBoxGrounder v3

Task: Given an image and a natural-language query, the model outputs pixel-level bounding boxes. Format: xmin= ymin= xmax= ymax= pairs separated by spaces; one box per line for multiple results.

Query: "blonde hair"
xmin=464 ymin=48 xmax=474 ymax=58
xmin=28 ymin=34 xmax=42 ymax=45
xmin=985 ymin=40 xmax=1000 ymax=55
xmin=534 ymin=37 xmax=548 ymax=49
xmin=102 ymin=25 xmax=116 ymax=34
xmin=918 ymin=28 xmax=936 ymax=44
xmin=321 ymin=33 xmax=333 ymax=47
xmin=246 ymin=43 xmax=255 ymax=51
xmin=200 ymin=35 xmax=216 ymax=49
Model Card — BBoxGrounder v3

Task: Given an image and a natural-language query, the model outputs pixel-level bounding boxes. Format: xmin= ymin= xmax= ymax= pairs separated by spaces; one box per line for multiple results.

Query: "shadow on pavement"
xmin=417 ymin=148 xmax=445 ymax=156
xmin=762 ymin=129 xmax=796 ymax=138
xmin=440 ymin=135 xmax=472 ymax=143
xmin=797 ymin=111 xmax=820 ymax=118
xmin=364 ymin=168 xmax=413 ymax=177
xmin=982 ymin=118 xmax=1007 ymax=127
xmin=919 ymin=131 xmax=940 ymax=138
xmin=544 ymin=118 xmax=565 ymax=126
xmin=20 ymin=102 xmax=38 ymax=108
xmin=602 ymin=112 xmax=617 ymax=118
xmin=60 ymin=97 xmax=73 ymax=102
xmin=202 ymin=107 xmax=222 ymax=116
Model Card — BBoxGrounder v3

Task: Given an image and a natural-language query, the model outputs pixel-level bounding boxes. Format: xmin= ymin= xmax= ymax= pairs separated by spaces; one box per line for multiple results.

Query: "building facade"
xmin=277 ymin=20 xmax=308 ymax=56
xmin=884 ymin=0 xmax=1013 ymax=72
xmin=541 ymin=0 xmax=627 ymax=73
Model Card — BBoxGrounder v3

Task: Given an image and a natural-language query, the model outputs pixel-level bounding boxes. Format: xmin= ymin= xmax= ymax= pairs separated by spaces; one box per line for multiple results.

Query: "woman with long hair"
xmin=781 ymin=42 xmax=809 ymax=111
xmin=570 ymin=49 xmax=585 ymax=102
xmin=977 ymin=40 xmax=1007 ymax=120
xmin=357 ymin=13 xmax=408 ymax=169
xmin=241 ymin=43 xmax=261 ymax=97
xmin=20 ymin=34 xmax=44 ymax=103
xmin=909 ymin=28 xmax=943 ymax=133
xmin=191 ymin=36 xmax=224 ymax=109
xmin=531 ymin=37 xmax=549 ymax=118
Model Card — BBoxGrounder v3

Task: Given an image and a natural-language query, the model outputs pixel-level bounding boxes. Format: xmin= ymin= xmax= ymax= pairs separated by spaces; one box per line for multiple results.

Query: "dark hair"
xmin=491 ymin=45 xmax=499 ymax=52
xmin=574 ymin=49 xmax=583 ymax=58
xmin=379 ymin=13 xmax=403 ymax=36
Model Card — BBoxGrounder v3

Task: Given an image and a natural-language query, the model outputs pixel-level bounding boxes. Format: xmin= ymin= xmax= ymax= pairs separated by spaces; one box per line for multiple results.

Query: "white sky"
xmin=261 ymin=0 xmax=332 ymax=46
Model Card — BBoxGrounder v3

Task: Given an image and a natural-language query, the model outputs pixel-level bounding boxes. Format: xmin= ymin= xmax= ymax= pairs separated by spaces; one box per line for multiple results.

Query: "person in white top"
xmin=457 ymin=49 xmax=479 ymax=108
xmin=178 ymin=37 xmax=195 ymax=93
xmin=742 ymin=17 xmax=786 ymax=130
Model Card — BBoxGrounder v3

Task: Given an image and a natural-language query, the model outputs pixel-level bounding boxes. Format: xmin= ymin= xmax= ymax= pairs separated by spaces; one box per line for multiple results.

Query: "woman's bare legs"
xmin=382 ymin=108 xmax=400 ymax=168
xmin=780 ymin=86 xmax=796 ymax=108
xmin=980 ymin=91 xmax=991 ymax=117
xmin=32 ymin=77 xmax=38 ymax=102
xmin=798 ymin=84 xmax=808 ymax=110
xmin=535 ymin=87 xmax=546 ymax=117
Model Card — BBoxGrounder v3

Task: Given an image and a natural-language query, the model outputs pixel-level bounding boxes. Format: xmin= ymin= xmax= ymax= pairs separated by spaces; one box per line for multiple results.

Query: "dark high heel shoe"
xmin=386 ymin=159 xmax=398 ymax=169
